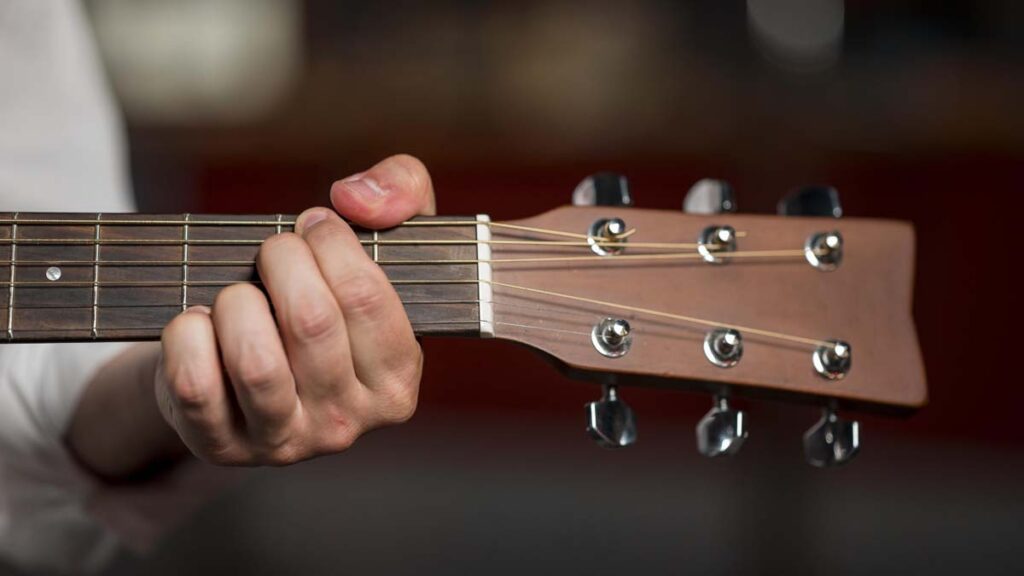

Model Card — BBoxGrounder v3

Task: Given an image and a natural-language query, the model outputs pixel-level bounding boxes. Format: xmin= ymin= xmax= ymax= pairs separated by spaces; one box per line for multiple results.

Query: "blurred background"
xmin=50 ymin=0 xmax=1024 ymax=574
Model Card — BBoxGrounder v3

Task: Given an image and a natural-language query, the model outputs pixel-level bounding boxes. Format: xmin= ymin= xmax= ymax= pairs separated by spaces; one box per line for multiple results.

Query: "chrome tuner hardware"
xmin=803 ymin=407 xmax=860 ymax=467
xmin=586 ymin=385 xmax=637 ymax=448
xmin=696 ymin=396 xmax=748 ymax=457
xmin=813 ymin=339 xmax=851 ymax=380
xmin=572 ymin=173 xmax=633 ymax=207
xmin=778 ymin=185 xmax=843 ymax=218
xmin=683 ymin=179 xmax=737 ymax=214
xmin=804 ymin=231 xmax=843 ymax=271
xmin=588 ymin=218 xmax=629 ymax=256
xmin=697 ymin=225 xmax=737 ymax=264
xmin=703 ymin=328 xmax=743 ymax=368
xmin=591 ymin=317 xmax=632 ymax=358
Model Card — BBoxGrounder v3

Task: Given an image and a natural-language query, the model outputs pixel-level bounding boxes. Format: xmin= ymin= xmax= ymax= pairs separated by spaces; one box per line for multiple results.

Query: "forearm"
xmin=66 ymin=342 xmax=188 ymax=481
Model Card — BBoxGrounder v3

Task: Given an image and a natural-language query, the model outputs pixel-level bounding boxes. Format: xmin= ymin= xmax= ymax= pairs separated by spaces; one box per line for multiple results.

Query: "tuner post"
xmin=813 ymin=340 xmax=852 ymax=380
xmin=804 ymin=231 xmax=843 ymax=271
xmin=697 ymin=225 xmax=737 ymax=264
xmin=591 ymin=317 xmax=633 ymax=358
xmin=587 ymin=217 xmax=630 ymax=256
xmin=703 ymin=328 xmax=743 ymax=368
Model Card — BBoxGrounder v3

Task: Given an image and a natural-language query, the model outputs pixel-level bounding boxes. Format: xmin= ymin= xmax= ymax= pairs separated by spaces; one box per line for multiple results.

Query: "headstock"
xmin=484 ymin=175 xmax=925 ymax=465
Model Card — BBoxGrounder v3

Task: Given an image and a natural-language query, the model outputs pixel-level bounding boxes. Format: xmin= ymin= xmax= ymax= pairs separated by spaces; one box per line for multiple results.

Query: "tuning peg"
xmin=683 ymin=179 xmax=737 ymax=214
xmin=572 ymin=173 xmax=633 ymax=207
xmin=777 ymin=185 xmax=843 ymax=218
xmin=585 ymin=385 xmax=637 ymax=448
xmin=696 ymin=396 xmax=748 ymax=457
xmin=803 ymin=407 xmax=860 ymax=467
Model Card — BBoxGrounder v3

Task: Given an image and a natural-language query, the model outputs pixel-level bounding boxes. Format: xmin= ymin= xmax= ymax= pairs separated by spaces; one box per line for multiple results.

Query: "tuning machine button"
xmin=684 ymin=179 xmax=737 ymax=214
xmin=803 ymin=407 xmax=860 ymax=467
xmin=573 ymin=173 xmax=633 ymax=207
xmin=585 ymin=385 xmax=637 ymax=448
xmin=778 ymin=185 xmax=843 ymax=218
xmin=696 ymin=396 xmax=748 ymax=457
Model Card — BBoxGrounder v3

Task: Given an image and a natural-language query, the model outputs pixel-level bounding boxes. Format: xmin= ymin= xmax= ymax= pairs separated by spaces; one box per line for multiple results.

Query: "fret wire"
xmin=182 ymin=214 xmax=190 ymax=311
xmin=92 ymin=213 xmax=101 ymax=338
xmin=7 ymin=213 xmax=17 ymax=340
xmin=372 ymin=230 xmax=379 ymax=263
xmin=275 ymin=213 xmax=283 ymax=235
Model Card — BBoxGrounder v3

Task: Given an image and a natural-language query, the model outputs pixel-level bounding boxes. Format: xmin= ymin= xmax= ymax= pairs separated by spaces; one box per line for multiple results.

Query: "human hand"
xmin=156 ymin=154 xmax=435 ymax=465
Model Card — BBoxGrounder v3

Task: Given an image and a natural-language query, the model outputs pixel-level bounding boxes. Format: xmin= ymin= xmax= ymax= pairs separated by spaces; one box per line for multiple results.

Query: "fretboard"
xmin=0 ymin=213 xmax=486 ymax=342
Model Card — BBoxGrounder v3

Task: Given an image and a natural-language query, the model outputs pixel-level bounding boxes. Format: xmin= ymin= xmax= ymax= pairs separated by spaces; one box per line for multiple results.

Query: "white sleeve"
xmin=0 ymin=2 xmax=243 ymax=573
xmin=0 ymin=344 xmax=244 ymax=575
xmin=0 ymin=343 xmax=127 ymax=573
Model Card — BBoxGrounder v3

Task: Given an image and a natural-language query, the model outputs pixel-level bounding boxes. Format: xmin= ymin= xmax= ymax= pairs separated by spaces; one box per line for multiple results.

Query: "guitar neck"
xmin=0 ymin=212 xmax=490 ymax=342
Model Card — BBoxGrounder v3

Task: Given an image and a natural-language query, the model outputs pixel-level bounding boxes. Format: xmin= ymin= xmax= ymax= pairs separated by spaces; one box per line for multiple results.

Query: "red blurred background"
xmin=63 ymin=0 xmax=1024 ymax=574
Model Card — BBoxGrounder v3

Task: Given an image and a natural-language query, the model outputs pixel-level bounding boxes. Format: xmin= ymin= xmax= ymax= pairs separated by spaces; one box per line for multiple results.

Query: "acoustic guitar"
xmin=0 ymin=174 xmax=925 ymax=466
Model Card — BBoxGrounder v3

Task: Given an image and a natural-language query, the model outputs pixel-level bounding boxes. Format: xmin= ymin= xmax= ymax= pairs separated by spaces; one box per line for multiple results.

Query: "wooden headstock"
xmin=485 ymin=205 xmax=926 ymax=414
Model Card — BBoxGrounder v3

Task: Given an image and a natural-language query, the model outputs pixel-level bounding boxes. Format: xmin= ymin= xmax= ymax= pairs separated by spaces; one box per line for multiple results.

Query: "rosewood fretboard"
xmin=0 ymin=213 xmax=485 ymax=342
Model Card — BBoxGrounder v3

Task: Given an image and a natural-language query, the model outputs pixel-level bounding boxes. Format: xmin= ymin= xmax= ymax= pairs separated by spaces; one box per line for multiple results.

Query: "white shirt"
xmin=0 ymin=2 xmax=218 ymax=573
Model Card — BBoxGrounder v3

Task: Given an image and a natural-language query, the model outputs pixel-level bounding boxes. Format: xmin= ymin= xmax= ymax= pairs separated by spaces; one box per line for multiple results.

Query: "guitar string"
xmin=0 ymin=220 xmax=828 ymax=348
xmin=0 ymin=299 xmax=601 ymax=325
xmin=0 ymin=248 xmax=805 ymax=268
xmin=0 ymin=237 xmax=713 ymax=250
xmin=0 ymin=276 xmax=832 ymax=349
xmin=1 ymin=320 xmax=592 ymax=337
xmin=479 ymin=279 xmax=831 ymax=348
xmin=0 ymin=218 xmax=744 ymax=242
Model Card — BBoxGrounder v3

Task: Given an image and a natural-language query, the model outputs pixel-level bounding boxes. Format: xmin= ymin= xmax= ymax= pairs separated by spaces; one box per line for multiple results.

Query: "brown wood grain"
xmin=488 ymin=206 xmax=926 ymax=412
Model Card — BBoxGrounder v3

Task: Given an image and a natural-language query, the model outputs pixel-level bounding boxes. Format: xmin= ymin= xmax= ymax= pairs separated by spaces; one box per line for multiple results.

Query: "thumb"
xmin=330 ymin=154 xmax=436 ymax=229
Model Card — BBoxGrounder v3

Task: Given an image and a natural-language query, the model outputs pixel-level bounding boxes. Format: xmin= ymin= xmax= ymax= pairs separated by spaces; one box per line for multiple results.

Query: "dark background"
xmin=79 ymin=0 xmax=1024 ymax=574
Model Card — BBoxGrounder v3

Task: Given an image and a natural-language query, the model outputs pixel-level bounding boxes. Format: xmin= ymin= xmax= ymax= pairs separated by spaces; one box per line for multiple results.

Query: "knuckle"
xmin=315 ymin=406 xmax=361 ymax=453
xmin=321 ymin=420 xmax=360 ymax=454
xmin=335 ymin=271 xmax=388 ymax=318
xmin=233 ymin=351 xmax=284 ymax=394
xmin=377 ymin=360 xmax=422 ymax=423
xmin=261 ymin=444 xmax=304 ymax=467
xmin=384 ymin=387 xmax=419 ymax=423
xmin=324 ymin=430 xmax=358 ymax=453
xmin=166 ymin=365 xmax=211 ymax=410
xmin=199 ymin=445 xmax=250 ymax=467
xmin=288 ymin=300 xmax=340 ymax=341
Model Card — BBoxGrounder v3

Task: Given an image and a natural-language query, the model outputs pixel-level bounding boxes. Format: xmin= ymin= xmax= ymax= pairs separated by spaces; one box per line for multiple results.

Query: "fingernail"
xmin=340 ymin=173 xmax=389 ymax=203
xmin=295 ymin=209 xmax=329 ymax=234
xmin=185 ymin=305 xmax=211 ymax=315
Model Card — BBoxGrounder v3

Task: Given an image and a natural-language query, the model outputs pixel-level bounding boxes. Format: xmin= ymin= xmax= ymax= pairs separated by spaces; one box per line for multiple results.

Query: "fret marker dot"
xmin=46 ymin=266 xmax=62 ymax=281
